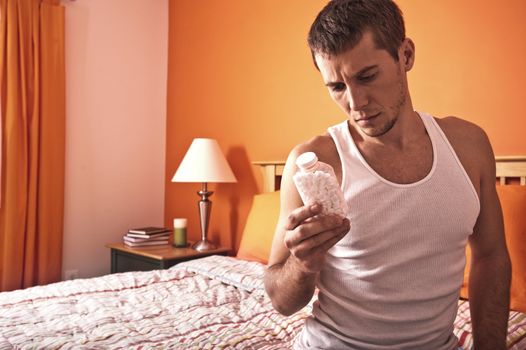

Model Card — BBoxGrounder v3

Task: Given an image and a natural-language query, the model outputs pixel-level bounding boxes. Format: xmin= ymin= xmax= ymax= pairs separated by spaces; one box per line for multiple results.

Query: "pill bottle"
xmin=293 ymin=152 xmax=347 ymax=217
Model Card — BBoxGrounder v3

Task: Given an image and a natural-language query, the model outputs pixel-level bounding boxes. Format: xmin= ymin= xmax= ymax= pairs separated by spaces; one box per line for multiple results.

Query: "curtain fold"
xmin=0 ymin=0 xmax=65 ymax=291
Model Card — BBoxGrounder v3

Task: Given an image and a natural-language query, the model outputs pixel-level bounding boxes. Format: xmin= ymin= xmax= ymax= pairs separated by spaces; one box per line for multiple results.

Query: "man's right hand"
xmin=264 ymin=142 xmax=349 ymax=316
xmin=284 ymin=203 xmax=350 ymax=274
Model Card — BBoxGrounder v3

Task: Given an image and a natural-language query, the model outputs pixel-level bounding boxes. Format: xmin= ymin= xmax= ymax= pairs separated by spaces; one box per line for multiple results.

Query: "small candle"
xmin=173 ymin=218 xmax=187 ymax=247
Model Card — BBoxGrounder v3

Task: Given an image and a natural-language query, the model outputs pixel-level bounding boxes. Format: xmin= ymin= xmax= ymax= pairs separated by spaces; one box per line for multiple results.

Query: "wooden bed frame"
xmin=254 ymin=156 xmax=526 ymax=193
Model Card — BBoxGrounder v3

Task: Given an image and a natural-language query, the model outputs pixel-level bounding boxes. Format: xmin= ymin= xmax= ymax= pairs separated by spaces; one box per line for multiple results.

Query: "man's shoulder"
xmin=292 ymin=133 xmax=335 ymax=157
xmin=286 ymin=133 xmax=341 ymax=176
xmin=434 ymin=115 xmax=495 ymax=178
xmin=434 ymin=115 xmax=491 ymax=152
xmin=435 ymin=115 xmax=486 ymax=138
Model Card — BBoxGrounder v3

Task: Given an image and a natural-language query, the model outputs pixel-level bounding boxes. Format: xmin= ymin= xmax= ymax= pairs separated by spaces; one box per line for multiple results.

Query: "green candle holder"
xmin=173 ymin=218 xmax=188 ymax=248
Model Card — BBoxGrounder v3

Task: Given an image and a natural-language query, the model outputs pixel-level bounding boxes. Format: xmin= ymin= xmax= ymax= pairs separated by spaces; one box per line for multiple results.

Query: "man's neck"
xmin=349 ymin=107 xmax=424 ymax=153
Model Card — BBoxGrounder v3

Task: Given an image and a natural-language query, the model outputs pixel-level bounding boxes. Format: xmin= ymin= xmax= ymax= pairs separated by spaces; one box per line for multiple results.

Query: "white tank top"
xmin=295 ymin=112 xmax=480 ymax=350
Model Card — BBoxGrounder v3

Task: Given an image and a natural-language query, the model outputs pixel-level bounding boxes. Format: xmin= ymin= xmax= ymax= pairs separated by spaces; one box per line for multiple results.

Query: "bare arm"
xmin=264 ymin=145 xmax=350 ymax=316
xmin=468 ymin=132 xmax=511 ymax=350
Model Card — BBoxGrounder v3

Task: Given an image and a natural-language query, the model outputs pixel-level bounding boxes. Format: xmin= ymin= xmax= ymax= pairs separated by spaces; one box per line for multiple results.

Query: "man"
xmin=263 ymin=0 xmax=511 ymax=349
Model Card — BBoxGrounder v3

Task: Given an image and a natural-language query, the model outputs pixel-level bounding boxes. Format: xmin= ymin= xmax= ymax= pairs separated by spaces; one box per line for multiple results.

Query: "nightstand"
xmin=105 ymin=243 xmax=231 ymax=273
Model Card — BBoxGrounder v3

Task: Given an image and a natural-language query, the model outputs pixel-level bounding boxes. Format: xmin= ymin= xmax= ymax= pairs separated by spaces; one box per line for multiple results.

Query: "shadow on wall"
xmin=214 ymin=145 xmax=259 ymax=251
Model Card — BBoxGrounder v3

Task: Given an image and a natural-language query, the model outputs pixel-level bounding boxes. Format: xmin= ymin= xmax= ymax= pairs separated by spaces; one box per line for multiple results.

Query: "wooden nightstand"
xmin=105 ymin=243 xmax=231 ymax=273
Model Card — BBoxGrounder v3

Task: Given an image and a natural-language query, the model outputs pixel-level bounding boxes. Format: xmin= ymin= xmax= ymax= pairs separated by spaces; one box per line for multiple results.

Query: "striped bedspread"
xmin=0 ymin=255 xmax=524 ymax=349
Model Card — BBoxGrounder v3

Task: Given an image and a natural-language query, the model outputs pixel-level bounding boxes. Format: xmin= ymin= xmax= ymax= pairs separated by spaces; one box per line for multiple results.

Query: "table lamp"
xmin=171 ymin=138 xmax=237 ymax=251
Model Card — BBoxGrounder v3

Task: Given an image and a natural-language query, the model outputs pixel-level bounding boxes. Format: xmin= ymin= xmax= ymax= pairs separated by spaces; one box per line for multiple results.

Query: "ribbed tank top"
xmin=295 ymin=112 xmax=480 ymax=350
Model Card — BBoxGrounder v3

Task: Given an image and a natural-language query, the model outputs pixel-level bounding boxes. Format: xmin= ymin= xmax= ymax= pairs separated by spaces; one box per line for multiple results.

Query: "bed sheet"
xmin=0 ymin=255 xmax=525 ymax=349
xmin=0 ymin=256 xmax=306 ymax=349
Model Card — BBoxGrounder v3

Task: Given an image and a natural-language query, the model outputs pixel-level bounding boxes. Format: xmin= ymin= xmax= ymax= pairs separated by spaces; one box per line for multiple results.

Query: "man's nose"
xmin=348 ymin=87 xmax=368 ymax=111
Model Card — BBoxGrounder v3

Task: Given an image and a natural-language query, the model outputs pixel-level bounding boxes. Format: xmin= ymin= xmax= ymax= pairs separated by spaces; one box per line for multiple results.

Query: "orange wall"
xmin=165 ymin=0 xmax=526 ymax=251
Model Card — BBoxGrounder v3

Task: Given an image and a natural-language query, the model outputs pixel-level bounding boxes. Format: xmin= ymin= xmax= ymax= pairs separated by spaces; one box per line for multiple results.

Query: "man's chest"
xmin=358 ymin=139 xmax=434 ymax=185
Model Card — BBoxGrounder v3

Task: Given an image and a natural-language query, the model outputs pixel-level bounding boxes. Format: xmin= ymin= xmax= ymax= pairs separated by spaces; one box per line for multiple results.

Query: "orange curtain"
xmin=0 ymin=0 xmax=65 ymax=291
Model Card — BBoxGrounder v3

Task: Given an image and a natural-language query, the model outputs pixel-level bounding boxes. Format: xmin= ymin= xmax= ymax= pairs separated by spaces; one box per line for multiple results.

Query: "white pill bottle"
xmin=292 ymin=152 xmax=348 ymax=217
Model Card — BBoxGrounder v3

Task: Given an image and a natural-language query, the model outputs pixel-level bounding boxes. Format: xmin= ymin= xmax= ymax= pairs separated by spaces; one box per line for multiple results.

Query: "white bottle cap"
xmin=173 ymin=218 xmax=187 ymax=228
xmin=296 ymin=152 xmax=318 ymax=170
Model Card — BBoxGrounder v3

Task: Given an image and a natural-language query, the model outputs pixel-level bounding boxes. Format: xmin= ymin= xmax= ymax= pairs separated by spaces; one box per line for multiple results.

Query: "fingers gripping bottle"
xmin=293 ymin=152 xmax=348 ymax=217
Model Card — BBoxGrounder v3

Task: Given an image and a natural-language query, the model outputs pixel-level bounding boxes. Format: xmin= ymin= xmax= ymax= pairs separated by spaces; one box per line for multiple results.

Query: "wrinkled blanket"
xmin=0 ymin=256 xmax=306 ymax=349
xmin=0 ymin=255 xmax=524 ymax=349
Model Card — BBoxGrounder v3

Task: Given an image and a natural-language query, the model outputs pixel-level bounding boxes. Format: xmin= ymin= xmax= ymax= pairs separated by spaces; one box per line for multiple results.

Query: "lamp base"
xmin=192 ymin=239 xmax=217 ymax=251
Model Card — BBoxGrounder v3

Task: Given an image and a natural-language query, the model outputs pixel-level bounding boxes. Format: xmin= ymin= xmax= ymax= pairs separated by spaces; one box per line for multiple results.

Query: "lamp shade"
xmin=172 ymin=138 xmax=237 ymax=183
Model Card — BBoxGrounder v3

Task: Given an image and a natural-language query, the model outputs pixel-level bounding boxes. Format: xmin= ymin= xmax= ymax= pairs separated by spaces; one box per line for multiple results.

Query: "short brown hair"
xmin=308 ymin=0 xmax=405 ymax=67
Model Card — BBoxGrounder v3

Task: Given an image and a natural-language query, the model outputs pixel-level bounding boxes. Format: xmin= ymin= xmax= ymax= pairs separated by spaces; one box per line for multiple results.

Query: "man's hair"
xmin=308 ymin=0 xmax=405 ymax=67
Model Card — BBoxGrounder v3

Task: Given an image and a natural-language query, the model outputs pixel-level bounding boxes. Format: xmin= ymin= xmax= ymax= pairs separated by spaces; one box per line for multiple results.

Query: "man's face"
xmin=315 ymin=31 xmax=411 ymax=138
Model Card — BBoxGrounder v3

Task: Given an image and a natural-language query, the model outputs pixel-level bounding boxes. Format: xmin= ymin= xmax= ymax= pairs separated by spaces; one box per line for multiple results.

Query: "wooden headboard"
xmin=496 ymin=156 xmax=526 ymax=186
xmin=254 ymin=156 xmax=526 ymax=193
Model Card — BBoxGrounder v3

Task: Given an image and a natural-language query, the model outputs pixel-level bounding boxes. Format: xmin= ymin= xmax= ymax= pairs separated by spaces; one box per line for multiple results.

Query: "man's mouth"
xmin=356 ymin=112 xmax=381 ymax=122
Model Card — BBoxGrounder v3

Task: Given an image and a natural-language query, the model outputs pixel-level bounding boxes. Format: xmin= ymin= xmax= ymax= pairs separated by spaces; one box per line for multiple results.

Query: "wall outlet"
xmin=64 ymin=269 xmax=79 ymax=280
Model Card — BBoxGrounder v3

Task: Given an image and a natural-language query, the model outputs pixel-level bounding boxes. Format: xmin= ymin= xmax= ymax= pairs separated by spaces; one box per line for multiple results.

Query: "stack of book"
xmin=123 ymin=227 xmax=171 ymax=247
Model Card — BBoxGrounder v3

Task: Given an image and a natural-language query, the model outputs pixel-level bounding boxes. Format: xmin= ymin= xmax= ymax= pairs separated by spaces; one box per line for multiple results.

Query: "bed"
xmin=0 ymin=157 xmax=525 ymax=349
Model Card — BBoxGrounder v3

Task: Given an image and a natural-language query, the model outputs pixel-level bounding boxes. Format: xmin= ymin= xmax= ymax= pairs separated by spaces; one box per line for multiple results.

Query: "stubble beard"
xmin=361 ymin=70 xmax=407 ymax=138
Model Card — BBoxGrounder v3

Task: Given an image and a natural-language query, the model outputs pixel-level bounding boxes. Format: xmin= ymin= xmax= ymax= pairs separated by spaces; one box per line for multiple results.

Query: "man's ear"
xmin=399 ymin=38 xmax=415 ymax=71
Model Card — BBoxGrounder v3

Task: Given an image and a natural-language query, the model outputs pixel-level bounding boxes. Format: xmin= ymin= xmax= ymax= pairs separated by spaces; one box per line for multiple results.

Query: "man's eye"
xmin=358 ymin=73 xmax=376 ymax=82
xmin=331 ymin=84 xmax=346 ymax=92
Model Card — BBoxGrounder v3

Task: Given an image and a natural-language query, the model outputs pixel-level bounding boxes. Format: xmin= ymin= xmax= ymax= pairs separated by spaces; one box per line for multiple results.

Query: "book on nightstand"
xmin=128 ymin=227 xmax=170 ymax=235
xmin=126 ymin=231 xmax=171 ymax=239
xmin=123 ymin=235 xmax=170 ymax=244
xmin=123 ymin=227 xmax=171 ymax=247
xmin=123 ymin=239 xmax=169 ymax=247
